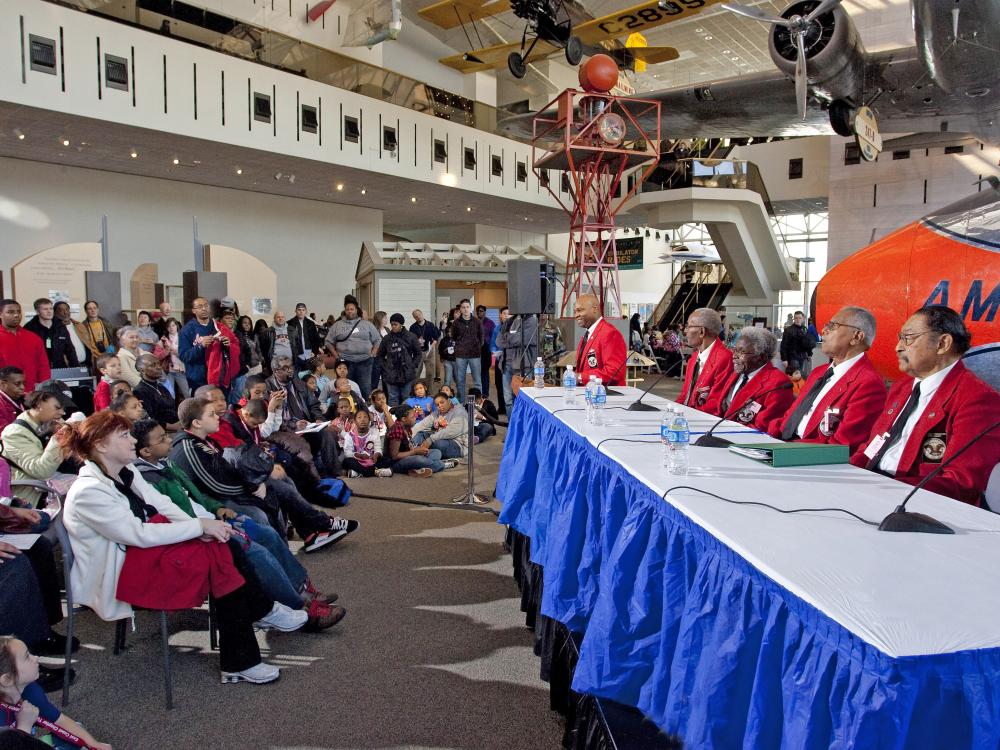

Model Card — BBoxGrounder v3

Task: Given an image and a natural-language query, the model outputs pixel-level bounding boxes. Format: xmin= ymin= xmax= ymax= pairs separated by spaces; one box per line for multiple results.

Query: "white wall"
xmin=0 ymin=157 xmax=381 ymax=317
xmin=729 ymin=137 xmax=831 ymax=203
xmin=399 ymin=224 xmax=546 ymax=246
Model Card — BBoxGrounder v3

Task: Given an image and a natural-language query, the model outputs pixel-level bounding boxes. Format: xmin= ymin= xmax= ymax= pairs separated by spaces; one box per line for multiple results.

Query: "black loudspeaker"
xmin=508 ymin=260 xmax=556 ymax=315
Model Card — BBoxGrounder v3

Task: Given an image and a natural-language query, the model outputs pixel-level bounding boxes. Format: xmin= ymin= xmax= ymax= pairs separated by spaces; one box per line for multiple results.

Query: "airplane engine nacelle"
xmin=768 ymin=0 xmax=866 ymax=105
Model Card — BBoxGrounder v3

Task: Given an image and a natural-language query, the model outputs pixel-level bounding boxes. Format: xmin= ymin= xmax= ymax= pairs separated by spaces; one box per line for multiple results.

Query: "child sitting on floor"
xmin=0 ymin=636 xmax=112 ymax=749
xmin=467 ymin=387 xmax=498 ymax=444
xmin=367 ymin=389 xmax=394 ymax=436
xmin=329 ymin=397 xmax=356 ymax=437
xmin=404 ymin=381 xmax=435 ymax=419
xmin=341 ymin=409 xmax=391 ymax=478
xmin=438 ymin=384 xmax=461 ymax=407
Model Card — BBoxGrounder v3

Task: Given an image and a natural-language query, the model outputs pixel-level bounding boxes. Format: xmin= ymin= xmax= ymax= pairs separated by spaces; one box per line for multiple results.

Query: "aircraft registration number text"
xmin=597 ymin=1 xmax=704 ymax=35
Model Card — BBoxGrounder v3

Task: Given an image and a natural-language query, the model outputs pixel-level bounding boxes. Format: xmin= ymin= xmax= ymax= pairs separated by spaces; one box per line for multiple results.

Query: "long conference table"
xmin=495 ymin=385 xmax=1000 ymax=749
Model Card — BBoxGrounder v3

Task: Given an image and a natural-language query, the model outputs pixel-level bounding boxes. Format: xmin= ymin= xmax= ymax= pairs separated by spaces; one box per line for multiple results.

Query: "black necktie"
xmin=722 ymin=374 xmax=747 ymax=413
xmin=682 ymin=356 xmax=701 ymax=405
xmin=781 ymin=367 xmax=835 ymax=440
xmin=576 ymin=330 xmax=590 ymax=370
xmin=866 ymin=382 xmax=922 ymax=470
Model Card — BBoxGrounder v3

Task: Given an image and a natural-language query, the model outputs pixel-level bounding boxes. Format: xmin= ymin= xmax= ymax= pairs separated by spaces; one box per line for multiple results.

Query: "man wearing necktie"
xmin=768 ymin=306 xmax=886 ymax=453
xmin=850 ymin=305 xmax=1000 ymax=506
xmin=705 ymin=327 xmax=793 ymax=430
xmin=573 ymin=294 xmax=627 ymax=387
xmin=679 ymin=308 xmax=733 ymax=411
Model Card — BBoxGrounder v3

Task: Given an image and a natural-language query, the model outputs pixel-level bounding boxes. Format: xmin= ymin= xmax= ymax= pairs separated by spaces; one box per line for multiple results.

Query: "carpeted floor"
xmin=45 ymin=375 xmax=683 ymax=749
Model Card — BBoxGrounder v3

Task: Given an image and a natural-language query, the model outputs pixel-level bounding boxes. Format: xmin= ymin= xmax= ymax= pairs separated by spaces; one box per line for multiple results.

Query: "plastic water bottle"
xmin=562 ymin=365 xmax=577 ymax=406
xmin=660 ymin=412 xmax=673 ymax=467
xmin=584 ymin=376 xmax=597 ymax=423
xmin=667 ymin=412 xmax=690 ymax=475
xmin=592 ymin=378 xmax=606 ymax=427
xmin=534 ymin=357 xmax=545 ymax=389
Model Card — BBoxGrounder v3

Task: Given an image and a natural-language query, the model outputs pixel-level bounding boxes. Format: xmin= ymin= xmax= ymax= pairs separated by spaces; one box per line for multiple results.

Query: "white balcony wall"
xmin=3 ymin=0 xmax=554 ymax=209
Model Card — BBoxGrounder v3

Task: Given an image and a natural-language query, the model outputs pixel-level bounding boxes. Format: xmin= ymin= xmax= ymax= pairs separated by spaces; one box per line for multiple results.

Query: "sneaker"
xmin=302 ymin=580 xmax=339 ymax=604
xmin=221 ymin=662 xmax=280 ymax=684
xmin=328 ymin=516 xmax=359 ymax=541
xmin=348 ymin=470 xmax=361 ymax=478
xmin=303 ymin=517 xmax=358 ymax=552
xmin=375 ymin=468 xmax=393 ymax=478
xmin=441 ymin=459 xmax=460 ymax=470
xmin=408 ymin=468 xmax=433 ymax=477
xmin=254 ymin=602 xmax=308 ymax=632
xmin=473 ymin=436 xmax=480 ymax=445
xmin=304 ymin=600 xmax=348 ymax=631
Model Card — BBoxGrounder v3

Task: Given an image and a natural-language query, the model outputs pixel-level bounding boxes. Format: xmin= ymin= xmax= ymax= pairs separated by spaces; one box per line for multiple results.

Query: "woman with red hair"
xmin=60 ymin=410 xmax=302 ymax=684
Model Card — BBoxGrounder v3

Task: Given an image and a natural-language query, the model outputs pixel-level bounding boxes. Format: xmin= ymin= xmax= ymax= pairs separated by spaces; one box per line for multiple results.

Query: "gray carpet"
xmin=49 ymin=375 xmax=682 ymax=749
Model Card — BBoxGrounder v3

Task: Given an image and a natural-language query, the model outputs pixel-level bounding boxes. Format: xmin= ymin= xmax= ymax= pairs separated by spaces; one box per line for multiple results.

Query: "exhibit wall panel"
xmin=0 ymin=157 xmax=380 ymax=318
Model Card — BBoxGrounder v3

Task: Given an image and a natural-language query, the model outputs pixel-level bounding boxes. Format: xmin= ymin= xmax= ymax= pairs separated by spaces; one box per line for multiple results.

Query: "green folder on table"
xmin=728 ymin=442 xmax=850 ymax=467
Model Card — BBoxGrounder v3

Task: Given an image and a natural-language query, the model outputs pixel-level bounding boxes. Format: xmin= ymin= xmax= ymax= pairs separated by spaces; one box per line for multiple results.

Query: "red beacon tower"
xmin=532 ymin=54 xmax=661 ymax=318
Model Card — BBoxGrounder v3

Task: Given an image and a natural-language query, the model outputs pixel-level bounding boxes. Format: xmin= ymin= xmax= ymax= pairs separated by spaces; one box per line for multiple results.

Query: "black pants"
xmin=266 ymin=477 xmax=332 ymax=537
xmin=214 ymin=574 xmax=273 ymax=673
xmin=342 ymin=455 xmax=391 ymax=477
xmin=480 ymin=347 xmax=492 ymax=395
xmin=493 ymin=362 xmax=506 ymax=414
xmin=23 ymin=535 xmax=63 ymax=629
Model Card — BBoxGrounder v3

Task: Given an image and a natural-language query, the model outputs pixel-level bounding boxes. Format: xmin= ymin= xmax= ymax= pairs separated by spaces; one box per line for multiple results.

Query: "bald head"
xmin=273 ymin=310 xmax=286 ymax=326
xmin=573 ymin=294 xmax=601 ymax=329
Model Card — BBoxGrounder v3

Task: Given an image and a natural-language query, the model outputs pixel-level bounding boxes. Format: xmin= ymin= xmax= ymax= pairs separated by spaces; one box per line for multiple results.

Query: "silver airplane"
xmin=500 ymin=0 xmax=1000 ymax=141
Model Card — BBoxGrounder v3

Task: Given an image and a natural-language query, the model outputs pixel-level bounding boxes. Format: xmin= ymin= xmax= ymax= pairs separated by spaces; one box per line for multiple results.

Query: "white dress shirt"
xmin=697 ymin=338 xmax=717 ymax=368
xmin=794 ymin=352 xmax=865 ymax=438
xmin=877 ymin=360 xmax=958 ymax=474
xmin=722 ymin=364 xmax=764 ymax=411
xmin=65 ymin=323 xmax=87 ymax=364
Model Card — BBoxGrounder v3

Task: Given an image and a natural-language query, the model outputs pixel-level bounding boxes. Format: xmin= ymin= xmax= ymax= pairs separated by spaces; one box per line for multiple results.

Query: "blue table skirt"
xmin=496 ymin=395 xmax=1000 ymax=749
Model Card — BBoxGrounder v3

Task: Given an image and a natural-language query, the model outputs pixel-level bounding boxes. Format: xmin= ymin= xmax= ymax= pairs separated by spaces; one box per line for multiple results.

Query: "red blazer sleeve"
xmin=753 ymin=373 xmax=795 ymax=431
xmin=594 ymin=325 xmax=627 ymax=386
xmin=702 ymin=371 xmax=734 ymax=417
xmin=822 ymin=369 xmax=887 ymax=452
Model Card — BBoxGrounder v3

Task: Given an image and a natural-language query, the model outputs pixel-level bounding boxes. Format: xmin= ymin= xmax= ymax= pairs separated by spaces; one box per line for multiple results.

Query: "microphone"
xmin=602 ymin=351 xmax=632 ymax=396
xmin=694 ymin=381 xmax=793 ymax=448
xmin=877 ymin=419 xmax=1000 ymax=535
xmin=626 ymin=369 xmax=671 ymax=411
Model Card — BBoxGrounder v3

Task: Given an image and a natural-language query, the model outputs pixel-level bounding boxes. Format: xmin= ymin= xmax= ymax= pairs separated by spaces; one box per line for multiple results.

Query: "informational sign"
xmin=616 ymin=235 xmax=644 ymax=270
xmin=854 ymin=106 xmax=882 ymax=162
xmin=252 ymin=297 xmax=273 ymax=315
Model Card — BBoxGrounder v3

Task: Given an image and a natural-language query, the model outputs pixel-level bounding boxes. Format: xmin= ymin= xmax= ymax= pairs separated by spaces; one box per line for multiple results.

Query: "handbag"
xmin=231 ymin=442 xmax=274 ymax=486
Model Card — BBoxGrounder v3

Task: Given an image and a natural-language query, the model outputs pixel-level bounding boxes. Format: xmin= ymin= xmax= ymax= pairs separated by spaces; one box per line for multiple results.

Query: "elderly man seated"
xmin=704 ymin=327 xmax=794 ymax=431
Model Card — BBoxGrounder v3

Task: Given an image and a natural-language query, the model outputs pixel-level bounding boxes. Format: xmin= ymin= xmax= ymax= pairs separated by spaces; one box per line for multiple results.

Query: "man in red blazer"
xmin=769 ymin=306 xmax=887 ymax=453
xmin=850 ymin=305 xmax=1000 ymax=506
xmin=573 ymin=294 xmax=627 ymax=386
xmin=706 ymin=327 xmax=793 ymax=430
xmin=679 ymin=308 xmax=733 ymax=411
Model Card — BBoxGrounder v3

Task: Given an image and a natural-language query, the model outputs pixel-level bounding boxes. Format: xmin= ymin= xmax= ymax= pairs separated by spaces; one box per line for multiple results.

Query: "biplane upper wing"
xmin=439 ymin=39 xmax=561 ymax=72
xmin=418 ymin=0 xmax=511 ymax=30
xmin=571 ymin=0 xmax=729 ymax=45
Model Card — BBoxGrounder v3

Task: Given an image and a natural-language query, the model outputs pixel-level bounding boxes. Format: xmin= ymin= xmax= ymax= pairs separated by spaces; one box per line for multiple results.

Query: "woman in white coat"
xmin=60 ymin=410 xmax=303 ymax=684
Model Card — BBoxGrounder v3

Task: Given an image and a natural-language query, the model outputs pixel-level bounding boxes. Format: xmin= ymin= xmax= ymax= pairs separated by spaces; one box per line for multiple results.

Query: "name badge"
xmin=45 ymin=338 xmax=52 ymax=349
xmin=864 ymin=432 xmax=889 ymax=460
xmin=819 ymin=407 xmax=840 ymax=437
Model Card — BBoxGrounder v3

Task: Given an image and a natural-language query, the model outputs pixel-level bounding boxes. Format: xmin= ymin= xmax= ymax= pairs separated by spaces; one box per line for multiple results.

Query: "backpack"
xmin=315 ymin=477 xmax=351 ymax=507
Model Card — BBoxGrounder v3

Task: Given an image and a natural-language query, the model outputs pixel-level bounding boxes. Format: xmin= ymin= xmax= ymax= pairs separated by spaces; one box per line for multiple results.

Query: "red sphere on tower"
xmin=584 ymin=54 xmax=619 ymax=93
xmin=578 ymin=63 xmax=596 ymax=93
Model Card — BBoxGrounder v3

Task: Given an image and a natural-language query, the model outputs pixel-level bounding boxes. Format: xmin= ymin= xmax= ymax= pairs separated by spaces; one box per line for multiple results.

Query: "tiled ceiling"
xmin=0 ymin=102 xmax=567 ymax=235
xmin=404 ymin=0 xmax=915 ymax=95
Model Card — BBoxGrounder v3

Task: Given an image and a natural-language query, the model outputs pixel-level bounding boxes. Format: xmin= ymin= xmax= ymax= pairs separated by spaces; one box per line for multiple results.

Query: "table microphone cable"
xmin=660 ymin=485 xmax=879 ymax=527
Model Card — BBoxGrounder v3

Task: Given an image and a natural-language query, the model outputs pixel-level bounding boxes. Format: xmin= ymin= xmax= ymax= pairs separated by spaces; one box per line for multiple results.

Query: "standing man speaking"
xmin=574 ymin=294 xmax=626 ymax=387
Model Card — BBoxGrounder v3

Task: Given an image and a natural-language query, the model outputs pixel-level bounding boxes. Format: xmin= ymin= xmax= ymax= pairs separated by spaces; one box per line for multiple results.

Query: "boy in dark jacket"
xmin=375 ymin=313 xmax=423 ymax=407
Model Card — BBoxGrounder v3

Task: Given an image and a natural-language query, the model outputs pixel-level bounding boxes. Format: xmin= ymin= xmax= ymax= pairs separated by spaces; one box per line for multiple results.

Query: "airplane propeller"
xmin=722 ymin=0 xmax=844 ymax=119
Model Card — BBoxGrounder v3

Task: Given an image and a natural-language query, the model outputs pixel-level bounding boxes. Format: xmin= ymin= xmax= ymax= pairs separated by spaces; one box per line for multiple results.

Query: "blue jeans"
xmin=502 ymin=363 xmax=515 ymax=414
xmin=232 ymin=517 xmax=308 ymax=609
xmin=266 ymin=476 xmax=332 ymax=537
xmin=433 ymin=438 xmax=464 ymax=459
xmin=347 ymin=359 xmax=373 ymax=399
xmin=475 ymin=422 xmax=496 ymax=443
xmin=443 ymin=360 xmax=456 ymax=390
xmin=392 ymin=449 xmax=444 ymax=474
xmin=228 ymin=374 xmax=247 ymax=406
xmin=386 ymin=379 xmax=415 ymax=408
xmin=453 ymin=357 xmax=481 ymax=402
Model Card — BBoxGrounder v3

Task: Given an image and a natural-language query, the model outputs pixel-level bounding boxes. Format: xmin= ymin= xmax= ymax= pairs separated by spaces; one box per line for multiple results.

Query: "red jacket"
xmin=706 ymin=363 xmax=795 ymax=431
xmin=679 ymin=340 xmax=733 ymax=411
xmin=850 ymin=361 xmax=1000 ymax=505
xmin=0 ymin=392 xmax=19 ymax=432
xmin=205 ymin=322 xmax=241 ymax=390
xmin=575 ymin=319 xmax=627 ymax=387
xmin=93 ymin=380 xmax=112 ymax=411
xmin=768 ymin=354 xmax=887 ymax=453
xmin=0 ymin=327 xmax=50 ymax=390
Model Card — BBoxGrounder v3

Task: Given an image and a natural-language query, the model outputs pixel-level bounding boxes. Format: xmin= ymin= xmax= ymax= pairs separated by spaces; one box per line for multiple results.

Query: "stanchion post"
xmin=451 ymin=395 xmax=490 ymax=505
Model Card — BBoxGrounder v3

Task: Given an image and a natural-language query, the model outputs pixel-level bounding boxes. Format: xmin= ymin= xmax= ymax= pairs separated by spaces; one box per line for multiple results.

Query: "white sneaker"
xmin=348 ymin=470 xmax=361 ymax=478
xmin=441 ymin=459 xmax=460 ymax=470
xmin=221 ymin=661 xmax=280 ymax=684
xmin=375 ymin=468 xmax=393 ymax=478
xmin=254 ymin=602 xmax=308 ymax=632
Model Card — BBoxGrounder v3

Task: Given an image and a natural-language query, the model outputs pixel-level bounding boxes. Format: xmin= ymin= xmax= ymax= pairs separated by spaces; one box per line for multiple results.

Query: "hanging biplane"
xmin=419 ymin=0 xmax=726 ymax=78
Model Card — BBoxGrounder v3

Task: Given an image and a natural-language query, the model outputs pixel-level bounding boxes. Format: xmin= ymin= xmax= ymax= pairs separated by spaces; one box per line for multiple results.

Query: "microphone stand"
xmin=693 ymin=382 xmax=793 ymax=448
xmin=877 ymin=419 xmax=1000 ymax=534
xmin=626 ymin=370 xmax=670 ymax=411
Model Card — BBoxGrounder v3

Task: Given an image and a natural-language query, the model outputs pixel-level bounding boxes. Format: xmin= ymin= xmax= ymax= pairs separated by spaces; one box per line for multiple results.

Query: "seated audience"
xmin=439 ymin=384 xmax=461 ymax=407
xmin=61 ymin=410 xmax=299 ymax=686
xmin=467 ymin=388 xmax=499 ymax=444
xmin=109 ymin=392 xmax=145 ymax=422
xmin=0 ymin=300 xmax=50 ymax=391
xmin=23 ymin=298 xmax=78 ymax=370
xmin=769 ymin=306 xmax=886 ymax=453
xmin=367 ymin=389 xmax=394 ymax=436
xmin=341 ymin=409 xmax=392 ymax=478
xmin=170 ymin=396 xmax=356 ymax=551
xmin=132 ymin=419 xmax=343 ymax=629
xmin=0 ymin=391 xmax=72 ymax=507
xmin=114 ymin=326 xmax=142 ymax=387
xmin=132 ymin=354 xmax=180 ymax=431
xmin=850 ymin=305 xmax=1000 ymax=505
xmin=329 ymin=398 xmax=356 ymax=436
xmin=704 ymin=328 xmax=795 ymax=431
xmin=412 ymin=392 xmax=468 ymax=460
xmin=92 ymin=355 xmax=121 ymax=411
xmin=679 ymin=307 xmax=733 ymax=411
xmin=384 ymin=404 xmax=452 ymax=477
xmin=319 ymin=360 xmax=362 ymax=409
xmin=135 ymin=311 xmax=159 ymax=354
xmin=266 ymin=356 xmax=340 ymax=478
xmin=301 ymin=357 xmax=330 ymax=397
xmin=301 ymin=374 xmax=319 ymax=400
xmin=0 ymin=636 xmax=111 ymax=749
xmin=404 ymin=381 xmax=435 ymax=419
xmin=0 ymin=367 xmax=25 ymax=432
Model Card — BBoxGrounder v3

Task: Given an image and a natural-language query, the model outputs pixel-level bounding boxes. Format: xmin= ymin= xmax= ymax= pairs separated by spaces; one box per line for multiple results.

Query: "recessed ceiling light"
xmin=14 ymin=129 xmax=24 ymax=140
xmin=236 ymin=167 xmax=242 ymax=175
xmin=466 ymin=206 xmax=472 ymax=212
xmin=722 ymin=49 xmax=731 ymax=54
xmin=704 ymin=35 xmax=713 ymax=40
xmin=61 ymin=138 xmax=70 ymax=146
xmin=288 ymin=174 xmax=295 ymax=184
xmin=695 ymin=27 xmax=703 ymax=32
xmin=130 ymin=150 xmax=138 ymax=158
xmin=336 ymin=183 xmax=344 ymax=191
xmin=172 ymin=158 xmax=179 ymax=165
xmin=361 ymin=187 xmax=367 ymax=195
xmin=731 ymin=56 xmax=739 ymax=61
xmin=411 ymin=196 xmax=417 ymax=203
xmin=274 ymin=172 xmax=282 ymax=180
